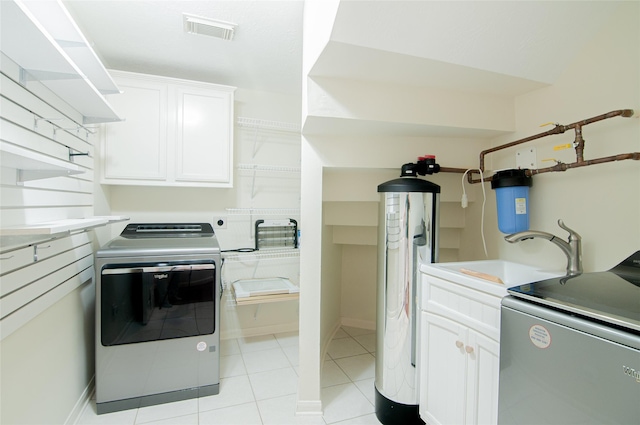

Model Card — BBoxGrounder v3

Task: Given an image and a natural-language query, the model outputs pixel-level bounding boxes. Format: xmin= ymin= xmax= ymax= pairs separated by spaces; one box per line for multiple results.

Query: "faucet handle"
xmin=557 ymin=219 xmax=581 ymax=241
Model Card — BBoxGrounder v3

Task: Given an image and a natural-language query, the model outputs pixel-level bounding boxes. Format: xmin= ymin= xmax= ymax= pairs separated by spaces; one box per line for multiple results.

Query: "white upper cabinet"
xmin=102 ymin=71 xmax=235 ymax=188
xmin=0 ymin=0 xmax=120 ymax=124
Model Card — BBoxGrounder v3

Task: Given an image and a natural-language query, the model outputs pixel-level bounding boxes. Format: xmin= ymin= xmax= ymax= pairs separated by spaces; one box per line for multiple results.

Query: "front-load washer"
xmin=95 ymin=223 xmax=221 ymax=414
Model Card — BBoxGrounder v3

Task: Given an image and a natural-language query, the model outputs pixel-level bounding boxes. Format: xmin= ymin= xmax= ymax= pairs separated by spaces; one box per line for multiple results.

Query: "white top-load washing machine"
xmin=95 ymin=223 xmax=221 ymax=414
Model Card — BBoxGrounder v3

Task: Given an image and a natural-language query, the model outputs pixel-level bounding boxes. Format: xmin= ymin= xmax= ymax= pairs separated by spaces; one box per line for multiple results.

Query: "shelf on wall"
xmin=231 ymin=277 xmax=300 ymax=306
xmin=236 ymin=117 xmax=300 ymax=133
xmin=0 ymin=216 xmax=129 ymax=236
xmin=0 ymin=0 xmax=121 ymax=124
xmin=226 ymin=208 xmax=300 ymax=216
xmin=222 ymin=248 xmax=300 ymax=262
xmin=0 ymin=141 xmax=83 ymax=183
xmin=237 ymin=163 xmax=301 ymax=173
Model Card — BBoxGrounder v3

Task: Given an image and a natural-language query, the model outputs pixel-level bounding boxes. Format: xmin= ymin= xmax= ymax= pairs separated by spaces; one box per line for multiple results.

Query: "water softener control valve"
xmin=400 ymin=155 xmax=441 ymax=177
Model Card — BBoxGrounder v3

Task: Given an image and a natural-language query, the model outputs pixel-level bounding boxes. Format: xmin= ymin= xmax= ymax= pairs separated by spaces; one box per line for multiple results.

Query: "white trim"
xmin=295 ymin=399 xmax=323 ymax=416
xmin=66 ymin=376 xmax=94 ymax=425
xmin=341 ymin=317 xmax=375 ymax=331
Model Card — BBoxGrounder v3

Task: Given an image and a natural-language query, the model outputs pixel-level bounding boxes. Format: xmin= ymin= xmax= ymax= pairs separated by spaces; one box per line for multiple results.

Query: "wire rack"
xmin=225 ymin=208 xmax=300 ymax=216
xmin=222 ymin=248 xmax=300 ymax=262
xmin=236 ymin=117 xmax=300 ymax=133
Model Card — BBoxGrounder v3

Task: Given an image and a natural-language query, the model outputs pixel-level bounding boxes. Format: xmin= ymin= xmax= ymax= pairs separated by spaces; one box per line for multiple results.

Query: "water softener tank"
xmin=491 ymin=169 xmax=532 ymax=234
xmin=375 ymin=177 xmax=440 ymax=425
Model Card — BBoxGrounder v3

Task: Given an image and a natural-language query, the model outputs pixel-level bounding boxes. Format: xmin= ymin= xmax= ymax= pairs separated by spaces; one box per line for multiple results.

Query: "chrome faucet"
xmin=504 ymin=219 xmax=582 ymax=275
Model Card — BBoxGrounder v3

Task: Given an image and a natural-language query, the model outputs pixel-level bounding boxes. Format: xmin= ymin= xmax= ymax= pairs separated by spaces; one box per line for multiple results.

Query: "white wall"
xmin=490 ymin=2 xmax=640 ymax=272
xmin=0 ymin=55 xmax=98 ymax=424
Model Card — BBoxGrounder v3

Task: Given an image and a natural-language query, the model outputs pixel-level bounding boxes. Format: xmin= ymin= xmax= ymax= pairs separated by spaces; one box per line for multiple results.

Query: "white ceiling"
xmin=64 ymin=0 xmax=304 ymax=95
xmin=63 ymin=1 xmax=622 ymax=98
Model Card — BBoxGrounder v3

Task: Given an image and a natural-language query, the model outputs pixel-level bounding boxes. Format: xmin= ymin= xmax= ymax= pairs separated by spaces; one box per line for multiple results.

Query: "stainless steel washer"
xmin=95 ymin=223 xmax=221 ymax=414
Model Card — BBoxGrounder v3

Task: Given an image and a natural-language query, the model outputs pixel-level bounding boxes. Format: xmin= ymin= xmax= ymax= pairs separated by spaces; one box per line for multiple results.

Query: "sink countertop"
xmin=420 ymin=260 xmax=564 ymax=298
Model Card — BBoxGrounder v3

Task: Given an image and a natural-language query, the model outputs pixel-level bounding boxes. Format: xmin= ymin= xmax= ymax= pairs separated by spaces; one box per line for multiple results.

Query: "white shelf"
xmin=0 ymin=141 xmax=83 ymax=183
xmin=236 ymin=117 xmax=300 ymax=133
xmin=0 ymin=216 xmax=129 ymax=236
xmin=0 ymin=0 xmax=121 ymax=124
xmin=222 ymin=249 xmax=300 ymax=262
xmin=237 ymin=163 xmax=301 ymax=173
xmin=226 ymin=208 xmax=300 ymax=216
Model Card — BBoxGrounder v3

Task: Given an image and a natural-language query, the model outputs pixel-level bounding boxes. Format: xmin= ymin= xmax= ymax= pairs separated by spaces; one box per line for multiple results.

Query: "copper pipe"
xmin=527 ymin=152 xmax=640 ymax=176
xmin=477 ymin=109 xmax=634 ymax=172
xmin=574 ymin=124 xmax=585 ymax=163
xmin=438 ymin=167 xmax=468 ymax=174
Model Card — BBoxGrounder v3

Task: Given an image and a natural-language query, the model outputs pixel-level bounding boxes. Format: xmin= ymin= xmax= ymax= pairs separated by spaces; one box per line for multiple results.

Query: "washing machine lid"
xmin=120 ymin=223 xmax=214 ymax=238
xmin=507 ymin=251 xmax=640 ymax=333
xmin=97 ymin=223 xmax=220 ymax=258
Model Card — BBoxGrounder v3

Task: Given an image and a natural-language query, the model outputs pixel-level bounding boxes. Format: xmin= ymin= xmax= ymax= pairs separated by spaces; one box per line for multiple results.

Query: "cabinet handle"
xmin=465 ymin=345 xmax=474 ymax=354
xmin=0 ymin=255 xmax=15 ymax=260
xmin=455 ymin=340 xmax=464 ymax=349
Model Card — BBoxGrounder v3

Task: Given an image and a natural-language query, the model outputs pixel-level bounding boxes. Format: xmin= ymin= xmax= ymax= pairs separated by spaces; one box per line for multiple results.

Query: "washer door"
xmin=100 ymin=261 xmax=216 ymax=346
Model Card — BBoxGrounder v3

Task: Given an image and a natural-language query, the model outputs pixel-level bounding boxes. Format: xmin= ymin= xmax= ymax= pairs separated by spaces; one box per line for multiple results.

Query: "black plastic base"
xmin=97 ymin=383 xmax=219 ymax=415
xmin=375 ymin=386 xmax=425 ymax=425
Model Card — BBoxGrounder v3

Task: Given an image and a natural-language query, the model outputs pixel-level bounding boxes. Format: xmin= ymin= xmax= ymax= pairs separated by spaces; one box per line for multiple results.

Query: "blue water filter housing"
xmin=491 ymin=169 xmax=533 ymax=234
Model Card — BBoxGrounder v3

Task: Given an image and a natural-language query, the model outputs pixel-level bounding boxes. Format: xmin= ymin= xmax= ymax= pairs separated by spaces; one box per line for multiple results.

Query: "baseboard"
xmin=321 ymin=320 xmax=342 ymax=363
xmin=220 ymin=322 xmax=299 ymax=340
xmin=341 ymin=317 xmax=375 ymax=331
xmin=295 ymin=398 xmax=323 ymax=416
xmin=65 ymin=375 xmax=94 ymax=425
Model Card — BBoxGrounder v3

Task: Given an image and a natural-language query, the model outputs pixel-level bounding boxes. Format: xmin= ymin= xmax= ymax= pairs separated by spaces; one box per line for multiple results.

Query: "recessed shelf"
xmin=0 ymin=216 xmax=129 ymax=236
xmin=0 ymin=141 xmax=83 ymax=183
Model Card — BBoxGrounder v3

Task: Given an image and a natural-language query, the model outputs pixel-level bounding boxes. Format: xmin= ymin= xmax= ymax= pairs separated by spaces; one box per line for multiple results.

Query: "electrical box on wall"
xmin=516 ymin=147 xmax=536 ymax=169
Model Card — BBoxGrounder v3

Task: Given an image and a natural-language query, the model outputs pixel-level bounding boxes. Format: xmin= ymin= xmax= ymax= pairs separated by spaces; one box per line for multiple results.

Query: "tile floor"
xmin=76 ymin=326 xmax=383 ymax=425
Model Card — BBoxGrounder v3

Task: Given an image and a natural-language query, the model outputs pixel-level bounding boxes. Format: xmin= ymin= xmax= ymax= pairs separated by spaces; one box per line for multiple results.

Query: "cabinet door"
xmin=103 ymin=78 xmax=167 ymax=181
xmin=419 ymin=312 xmax=468 ymax=425
xmin=174 ymin=86 xmax=233 ymax=186
xmin=465 ymin=330 xmax=500 ymax=425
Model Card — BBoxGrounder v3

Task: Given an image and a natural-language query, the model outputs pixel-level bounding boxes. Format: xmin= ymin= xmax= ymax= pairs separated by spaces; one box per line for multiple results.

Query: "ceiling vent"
xmin=183 ymin=13 xmax=236 ymax=41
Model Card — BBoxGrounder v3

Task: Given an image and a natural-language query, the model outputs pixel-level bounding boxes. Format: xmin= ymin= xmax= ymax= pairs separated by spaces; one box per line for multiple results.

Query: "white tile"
xmin=199 ymin=401 xmax=263 ymax=425
xmin=282 ymin=344 xmax=299 ymax=367
xmin=135 ymin=399 xmax=197 ymax=424
xmin=274 ymin=331 xmax=299 ymax=347
xmin=249 ymin=367 xmax=298 ymax=400
xmin=353 ymin=333 xmax=376 ymax=353
xmin=335 ymin=354 xmax=375 ymax=382
xmin=321 ymin=383 xmax=375 ymax=424
xmin=341 ymin=327 xmax=374 ymax=337
xmin=76 ymin=400 xmax=137 ymax=425
xmin=137 ymin=413 xmax=198 ymax=425
xmin=242 ymin=347 xmax=290 ymax=374
xmin=221 ymin=353 xmax=247 ymax=378
xmin=321 ymin=360 xmax=350 ymax=388
xmin=353 ymin=378 xmax=376 ymax=405
xmin=199 ymin=375 xmax=255 ymax=413
xmin=331 ymin=413 xmax=382 ymax=425
xmin=221 ymin=338 xmax=241 ymax=356
xmin=237 ymin=334 xmax=279 ymax=353
xmin=258 ymin=394 xmax=326 ymax=425
xmin=327 ymin=338 xmax=367 ymax=360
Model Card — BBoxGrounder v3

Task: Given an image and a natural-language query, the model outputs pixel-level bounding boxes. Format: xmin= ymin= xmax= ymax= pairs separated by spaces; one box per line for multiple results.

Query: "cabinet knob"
xmin=455 ymin=340 xmax=464 ymax=349
xmin=465 ymin=345 xmax=474 ymax=354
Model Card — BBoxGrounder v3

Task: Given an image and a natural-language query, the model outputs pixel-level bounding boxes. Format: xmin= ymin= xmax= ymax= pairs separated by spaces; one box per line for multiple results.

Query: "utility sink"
xmin=420 ymin=260 xmax=564 ymax=296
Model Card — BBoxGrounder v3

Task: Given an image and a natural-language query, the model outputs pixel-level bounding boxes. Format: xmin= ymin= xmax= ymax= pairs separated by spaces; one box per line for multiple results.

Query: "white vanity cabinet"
xmin=101 ymin=71 xmax=235 ymax=187
xmin=419 ymin=271 xmax=505 ymax=425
